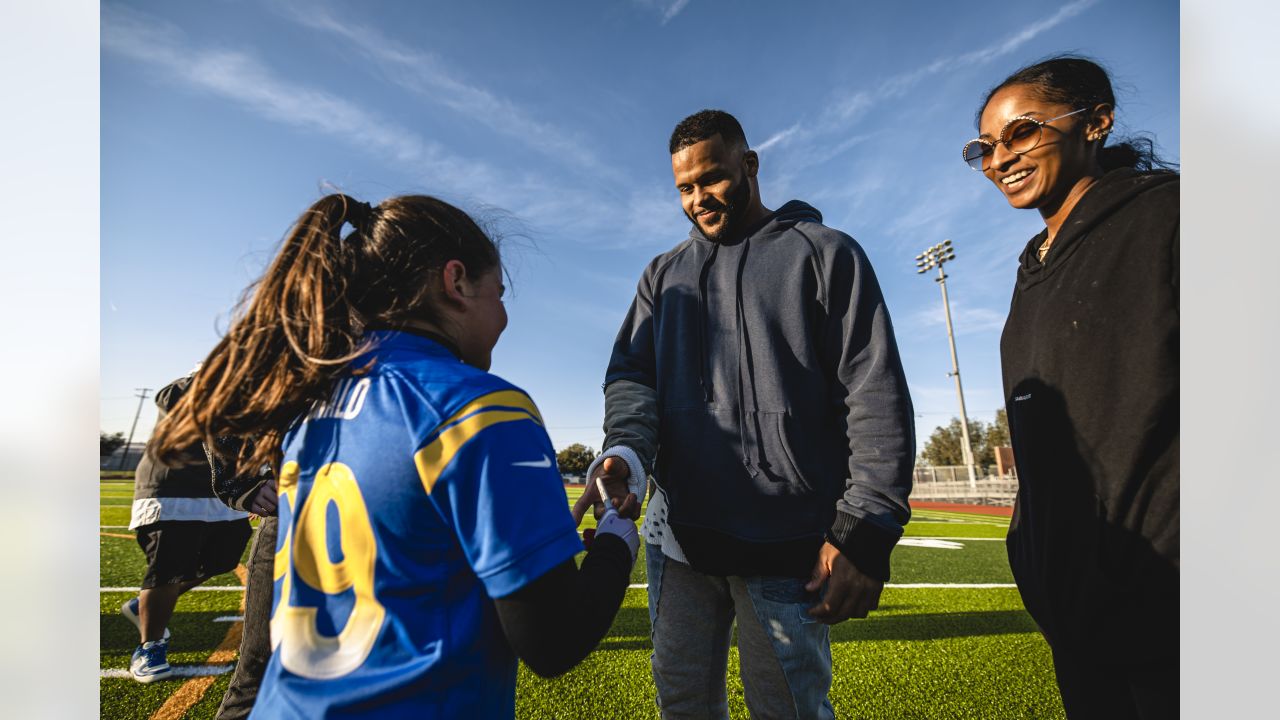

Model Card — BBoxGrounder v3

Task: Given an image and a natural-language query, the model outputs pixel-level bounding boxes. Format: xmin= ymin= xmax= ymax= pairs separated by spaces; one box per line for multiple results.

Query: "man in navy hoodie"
xmin=582 ymin=109 xmax=915 ymax=718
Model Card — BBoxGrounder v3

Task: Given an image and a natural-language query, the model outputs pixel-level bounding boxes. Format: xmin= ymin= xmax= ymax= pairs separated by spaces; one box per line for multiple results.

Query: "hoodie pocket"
xmin=746 ymin=411 xmax=817 ymax=494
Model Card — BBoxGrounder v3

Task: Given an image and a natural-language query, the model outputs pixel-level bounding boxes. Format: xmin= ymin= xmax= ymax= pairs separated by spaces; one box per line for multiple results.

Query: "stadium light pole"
xmin=915 ymin=240 xmax=978 ymax=490
xmin=118 ymin=387 xmax=152 ymax=471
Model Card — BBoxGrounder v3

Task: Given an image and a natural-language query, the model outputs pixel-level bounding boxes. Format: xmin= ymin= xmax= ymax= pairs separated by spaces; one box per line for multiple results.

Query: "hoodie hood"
xmin=685 ymin=199 xmax=823 ymax=244
xmin=1016 ymin=169 xmax=1179 ymax=289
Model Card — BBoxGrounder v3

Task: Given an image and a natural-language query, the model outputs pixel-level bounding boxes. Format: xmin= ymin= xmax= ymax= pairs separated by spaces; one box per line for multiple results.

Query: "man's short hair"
xmin=669 ymin=109 xmax=749 ymax=154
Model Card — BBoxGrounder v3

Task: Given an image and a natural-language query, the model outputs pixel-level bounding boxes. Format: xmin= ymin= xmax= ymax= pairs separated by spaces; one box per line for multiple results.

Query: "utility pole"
xmin=915 ymin=240 xmax=978 ymax=489
xmin=118 ymin=387 xmax=152 ymax=471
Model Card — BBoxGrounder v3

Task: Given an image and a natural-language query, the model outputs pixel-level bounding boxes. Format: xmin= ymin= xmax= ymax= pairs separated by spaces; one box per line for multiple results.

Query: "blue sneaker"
xmin=120 ymin=597 xmax=170 ymax=642
xmin=129 ymin=641 xmax=173 ymax=683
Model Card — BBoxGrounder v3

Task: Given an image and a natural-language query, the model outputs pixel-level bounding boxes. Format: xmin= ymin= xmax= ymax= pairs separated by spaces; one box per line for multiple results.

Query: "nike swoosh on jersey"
xmin=511 ymin=455 xmax=552 ymax=468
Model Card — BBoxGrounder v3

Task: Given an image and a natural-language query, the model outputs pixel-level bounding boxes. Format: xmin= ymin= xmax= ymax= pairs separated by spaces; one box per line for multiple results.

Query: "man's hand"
xmin=570 ymin=456 xmax=641 ymax=526
xmin=247 ymin=476 xmax=279 ymax=517
xmin=805 ymin=541 xmax=883 ymax=624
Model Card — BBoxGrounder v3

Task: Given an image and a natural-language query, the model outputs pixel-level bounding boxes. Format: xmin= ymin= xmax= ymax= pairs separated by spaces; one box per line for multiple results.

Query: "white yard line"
xmin=624 ymin=582 xmax=1014 ymax=590
xmin=914 ymin=511 xmax=1010 ymax=523
xmin=887 ymin=583 xmax=1017 ymax=589
xmin=213 ymin=616 xmax=245 ymax=623
xmin=105 ymin=581 xmax=1013 ymax=593
xmin=911 ymin=520 xmax=1009 ymax=528
xmin=101 ymin=665 xmax=235 ymax=679
xmin=101 ymin=586 xmax=245 ymax=592
xmin=912 ymin=515 xmax=1006 ymax=521
xmin=911 ymin=517 xmax=1006 ymax=523
xmin=100 ymin=525 xmax=259 ymax=530
xmin=904 ymin=536 xmax=1004 ymax=541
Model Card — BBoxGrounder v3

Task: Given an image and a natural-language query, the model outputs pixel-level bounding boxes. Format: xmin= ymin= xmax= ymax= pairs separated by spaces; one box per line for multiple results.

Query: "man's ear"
xmin=743 ymin=149 xmax=759 ymax=178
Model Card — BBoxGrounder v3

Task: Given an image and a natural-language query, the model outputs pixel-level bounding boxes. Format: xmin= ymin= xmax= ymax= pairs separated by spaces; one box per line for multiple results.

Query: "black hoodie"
xmin=1000 ymin=168 xmax=1179 ymax=655
xmin=606 ymin=200 xmax=915 ymax=579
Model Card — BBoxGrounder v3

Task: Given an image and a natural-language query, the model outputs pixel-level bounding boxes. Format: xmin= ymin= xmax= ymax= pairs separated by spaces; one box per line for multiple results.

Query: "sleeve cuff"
xmin=587 ymin=445 xmax=648 ymax=502
xmin=827 ymin=510 xmax=899 ymax=582
xmin=481 ymin=530 xmax=586 ymax=599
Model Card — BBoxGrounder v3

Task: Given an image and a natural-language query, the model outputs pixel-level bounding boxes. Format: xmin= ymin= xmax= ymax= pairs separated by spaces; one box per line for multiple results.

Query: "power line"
xmin=118 ymin=388 xmax=152 ymax=471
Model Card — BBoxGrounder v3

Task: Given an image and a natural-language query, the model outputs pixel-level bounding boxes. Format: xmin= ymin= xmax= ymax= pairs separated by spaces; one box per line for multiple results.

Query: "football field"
xmin=100 ymin=478 xmax=1064 ymax=719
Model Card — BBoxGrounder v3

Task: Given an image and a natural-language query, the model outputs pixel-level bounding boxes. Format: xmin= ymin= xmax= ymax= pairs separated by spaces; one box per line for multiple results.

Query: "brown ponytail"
xmin=150 ymin=193 xmax=500 ymax=474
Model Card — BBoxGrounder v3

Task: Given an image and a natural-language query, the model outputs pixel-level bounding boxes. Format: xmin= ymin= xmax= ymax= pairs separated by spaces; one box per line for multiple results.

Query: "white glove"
xmin=595 ymin=507 xmax=639 ymax=564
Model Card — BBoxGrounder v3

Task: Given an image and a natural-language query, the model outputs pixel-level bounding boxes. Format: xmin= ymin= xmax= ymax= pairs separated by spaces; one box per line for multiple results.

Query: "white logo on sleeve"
xmin=512 ymin=454 xmax=553 ymax=469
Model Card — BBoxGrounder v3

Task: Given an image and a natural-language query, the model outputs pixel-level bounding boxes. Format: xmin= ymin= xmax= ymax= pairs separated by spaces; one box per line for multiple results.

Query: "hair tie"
xmin=347 ymin=200 xmax=376 ymax=232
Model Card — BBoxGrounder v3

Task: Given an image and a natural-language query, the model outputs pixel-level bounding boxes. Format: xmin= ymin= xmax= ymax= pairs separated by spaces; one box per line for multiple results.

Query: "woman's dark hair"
xmin=150 ymin=193 xmax=500 ymax=473
xmin=978 ymin=55 xmax=1176 ymax=173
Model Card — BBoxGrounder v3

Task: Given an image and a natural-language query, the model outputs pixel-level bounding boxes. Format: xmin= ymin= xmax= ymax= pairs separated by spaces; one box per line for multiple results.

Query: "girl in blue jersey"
xmin=151 ymin=194 xmax=639 ymax=718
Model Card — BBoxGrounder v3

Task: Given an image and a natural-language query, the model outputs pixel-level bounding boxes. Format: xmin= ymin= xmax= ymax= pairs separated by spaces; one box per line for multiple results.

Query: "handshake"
xmin=571 ymin=456 xmax=643 ymax=562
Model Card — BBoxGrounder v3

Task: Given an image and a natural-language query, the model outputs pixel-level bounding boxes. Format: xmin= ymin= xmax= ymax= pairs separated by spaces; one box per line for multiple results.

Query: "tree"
xmin=920 ymin=410 xmax=1011 ymax=467
xmin=985 ymin=408 xmax=1010 ymax=451
xmin=556 ymin=443 xmax=596 ymax=475
xmin=920 ymin=417 xmax=993 ymax=466
xmin=100 ymin=431 xmax=126 ymax=458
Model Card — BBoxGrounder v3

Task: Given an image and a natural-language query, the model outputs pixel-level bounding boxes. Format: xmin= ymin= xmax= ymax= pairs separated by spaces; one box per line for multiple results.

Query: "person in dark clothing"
xmin=964 ymin=56 xmax=1179 ymax=718
xmin=205 ymin=435 xmax=277 ymax=720
xmin=123 ymin=373 xmax=252 ymax=683
xmin=578 ymin=109 xmax=915 ymax=719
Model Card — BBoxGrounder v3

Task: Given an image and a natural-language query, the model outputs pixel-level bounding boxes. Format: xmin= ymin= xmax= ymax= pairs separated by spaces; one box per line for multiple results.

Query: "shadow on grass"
xmin=101 ymin=610 xmax=239 ymax=656
xmin=593 ymin=606 xmax=1037 ymax=651
xmin=831 ymin=609 xmax=1039 ymax=643
xmin=594 ymin=606 xmax=652 ymax=651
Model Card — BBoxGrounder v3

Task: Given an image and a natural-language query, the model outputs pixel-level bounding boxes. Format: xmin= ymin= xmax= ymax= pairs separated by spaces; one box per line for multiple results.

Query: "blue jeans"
xmin=646 ymin=543 xmax=835 ymax=720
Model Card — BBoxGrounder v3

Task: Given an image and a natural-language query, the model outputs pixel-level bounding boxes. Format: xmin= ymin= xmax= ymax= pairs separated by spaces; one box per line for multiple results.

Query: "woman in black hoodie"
xmin=963 ymin=56 xmax=1179 ymax=718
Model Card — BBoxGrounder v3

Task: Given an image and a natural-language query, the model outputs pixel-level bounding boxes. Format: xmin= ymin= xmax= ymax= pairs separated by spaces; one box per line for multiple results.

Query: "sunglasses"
xmin=961 ymin=108 xmax=1089 ymax=171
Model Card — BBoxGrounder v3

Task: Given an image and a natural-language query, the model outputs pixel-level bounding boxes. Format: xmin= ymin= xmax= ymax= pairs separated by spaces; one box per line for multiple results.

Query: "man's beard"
xmin=687 ymin=173 xmax=752 ymax=242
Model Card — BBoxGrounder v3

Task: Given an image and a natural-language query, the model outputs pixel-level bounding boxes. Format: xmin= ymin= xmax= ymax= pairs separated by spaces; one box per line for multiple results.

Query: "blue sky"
xmin=101 ymin=0 xmax=1179 ymax=454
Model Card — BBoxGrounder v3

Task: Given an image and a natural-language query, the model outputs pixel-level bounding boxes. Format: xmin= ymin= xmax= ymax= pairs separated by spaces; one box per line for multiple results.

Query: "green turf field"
xmin=100 ymin=478 xmax=1063 ymax=719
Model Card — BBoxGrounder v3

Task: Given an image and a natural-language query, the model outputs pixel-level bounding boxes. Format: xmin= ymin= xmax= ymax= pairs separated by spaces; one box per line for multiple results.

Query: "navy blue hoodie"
xmin=605 ymin=200 xmax=914 ymax=579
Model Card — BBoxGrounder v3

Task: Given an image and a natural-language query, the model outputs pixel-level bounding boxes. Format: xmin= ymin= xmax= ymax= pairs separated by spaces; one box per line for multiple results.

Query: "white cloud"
xmin=909 ymin=298 xmax=1007 ymax=336
xmin=101 ymin=4 xmax=505 ymax=196
xmin=615 ymin=186 xmax=693 ymax=249
xmin=101 ymin=4 xmax=723 ymax=254
xmin=815 ymin=0 xmax=1102 ymax=135
xmin=271 ymin=1 xmax=618 ymax=182
xmin=908 ymin=384 xmax=1005 ymax=418
xmin=885 ymin=180 xmax=984 ymax=240
xmin=978 ymin=0 xmax=1100 ymax=64
xmin=662 ymin=0 xmax=693 ymax=24
xmin=756 ymin=122 xmax=803 ymax=152
xmin=632 ymin=0 xmax=692 ymax=24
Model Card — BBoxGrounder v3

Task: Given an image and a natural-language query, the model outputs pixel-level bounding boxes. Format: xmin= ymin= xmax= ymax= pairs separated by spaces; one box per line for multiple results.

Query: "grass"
xmin=100 ymin=477 xmax=1063 ymax=719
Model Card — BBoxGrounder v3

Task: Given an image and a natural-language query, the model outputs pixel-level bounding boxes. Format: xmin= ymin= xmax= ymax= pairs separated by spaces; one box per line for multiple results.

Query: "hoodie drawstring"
xmin=733 ymin=236 xmax=766 ymax=478
xmin=682 ymin=201 xmax=823 ymax=481
xmin=696 ymin=242 xmax=720 ymax=403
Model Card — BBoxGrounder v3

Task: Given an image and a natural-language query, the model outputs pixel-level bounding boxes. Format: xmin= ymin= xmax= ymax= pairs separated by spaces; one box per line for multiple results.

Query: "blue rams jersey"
xmin=249 ymin=331 xmax=584 ymax=719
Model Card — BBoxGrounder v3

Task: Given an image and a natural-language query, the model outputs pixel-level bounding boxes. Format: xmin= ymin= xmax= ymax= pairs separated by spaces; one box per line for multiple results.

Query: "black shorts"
xmin=135 ymin=519 xmax=253 ymax=589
